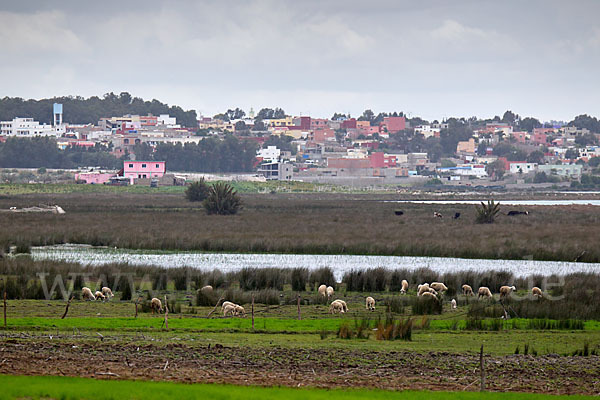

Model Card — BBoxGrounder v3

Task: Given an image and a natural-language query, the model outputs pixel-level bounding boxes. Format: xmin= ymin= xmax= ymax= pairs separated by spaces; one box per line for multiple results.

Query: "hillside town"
xmin=1 ymin=100 xmax=599 ymax=189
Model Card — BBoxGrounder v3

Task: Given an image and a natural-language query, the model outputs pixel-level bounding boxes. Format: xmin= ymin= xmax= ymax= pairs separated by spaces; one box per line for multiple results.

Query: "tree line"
xmin=0 ymin=137 xmax=123 ymax=169
xmin=0 ymin=92 xmax=198 ymax=128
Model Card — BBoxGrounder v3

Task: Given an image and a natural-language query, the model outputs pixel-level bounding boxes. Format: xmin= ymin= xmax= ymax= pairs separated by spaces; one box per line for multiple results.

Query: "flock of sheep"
xmin=79 ymin=281 xmax=545 ymax=316
xmin=81 ymin=286 xmax=114 ymax=301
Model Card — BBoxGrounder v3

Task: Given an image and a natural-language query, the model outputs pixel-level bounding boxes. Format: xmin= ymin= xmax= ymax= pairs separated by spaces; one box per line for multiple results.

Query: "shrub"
xmin=203 ymin=182 xmax=242 ymax=215
xmin=120 ymin=280 xmax=133 ymax=301
xmin=375 ymin=316 xmax=412 ymax=341
xmin=185 ymin=179 xmax=210 ymax=202
xmin=476 ymin=200 xmax=500 ymax=224
xmin=411 ymin=296 xmax=442 ymax=315
xmin=309 ymin=267 xmax=336 ymax=290
xmin=290 ymin=267 xmax=308 ymax=292
xmin=238 ymin=267 xmax=286 ymax=291
xmin=195 ymin=288 xmax=218 ymax=307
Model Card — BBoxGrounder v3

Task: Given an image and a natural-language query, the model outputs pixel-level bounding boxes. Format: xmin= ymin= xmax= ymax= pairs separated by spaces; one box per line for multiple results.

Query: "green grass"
xmin=0 ymin=375 xmax=596 ymax=400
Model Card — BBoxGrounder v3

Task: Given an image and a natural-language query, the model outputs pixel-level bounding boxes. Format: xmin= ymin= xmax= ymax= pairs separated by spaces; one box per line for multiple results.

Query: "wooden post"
xmin=61 ymin=296 xmax=74 ymax=319
xmin=251 ymin=294 xmax=255 ymax=330
xmin=297 ymin=293 xmax=301 ymax=320
xmin=3 ymin=288 xmax=7 ymax=328
xmin=135 ymin=297 xmax=142 ymax=318
xmin=480 ymin=344 xmax=486 ymax=391
xmin=207 ymin=297 xmax=224 ymax=318
xmin=164 ymin=295 xmax=169 ymax=329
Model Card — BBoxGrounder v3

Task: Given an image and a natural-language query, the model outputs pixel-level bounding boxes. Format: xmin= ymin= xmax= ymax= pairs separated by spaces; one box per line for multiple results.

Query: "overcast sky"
xmin=1 ymin=0 xmax=599 ymax=122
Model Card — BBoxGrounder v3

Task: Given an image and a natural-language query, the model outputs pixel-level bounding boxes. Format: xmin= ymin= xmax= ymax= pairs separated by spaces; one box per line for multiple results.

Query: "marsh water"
xmin=31 ymin=244 xmax=600 ymax=280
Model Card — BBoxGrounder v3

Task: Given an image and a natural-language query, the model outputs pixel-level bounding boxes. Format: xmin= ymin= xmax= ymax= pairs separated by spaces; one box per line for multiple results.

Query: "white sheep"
xmin=318 ymin=284 xmax=327 ymax=298
xmin=427 ymin=288 xmax=438 ymax=296
xmin=417 ymin=283 xmax=430 ymax=296
xmin=101 ymin=287 xmax=114 ymax=299
xmin=329 ymin=300 xmax=344 ymax=314
xmin=421 ymin=292 xmax=437 ymax=300
xmin=200 ymin=285 xmax=213 ymax=292
xmin=151 ymin=297 xmax=163 ymax=313
xmin=430 ymin=282 xmax=448 ymax=293
xmin=94 ymin=291 xmax=106 ymax=301
xmin=400 ymin=279 xmax=408 ymax=294
xmin=532 ymin=287 xmax=543 ymax=299
xmin=451 ymin=299 xmax=457 ymax=309
xmin=221 ymin=300 xmax=235 ymax=310
xmin=234 ymin=305 xmax=246 ymax=317
xmin=462 ymin=284 xmax=474 ymax=296
xmin=81 ymin=287 xmax=95 ymax=301
xmin=499 ymin=285 xmax=516 ymax=298
xmin=326 ymin=286 xmax=334 ymax=298
xmin=365 ymin=296 xmax=375 ymax=311
xmin=478 ymin=287 xmax=492 ymax=298
xmin=223 ymin=303 xmax=237 ymax=316
xmin=337 ymin=299 xmax=348 ymax=312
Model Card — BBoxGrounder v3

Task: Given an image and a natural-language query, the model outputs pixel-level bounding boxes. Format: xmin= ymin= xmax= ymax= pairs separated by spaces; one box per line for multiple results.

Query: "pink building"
xmin=124 ymin=161 xmax=166 ymax=184
xmin=380 ymin=117 xmax=406 ymax=134
xmin=531 ymin=132 xmax=547 ymax=145
xmin=511 ymin=131 xmax=528 ymax=143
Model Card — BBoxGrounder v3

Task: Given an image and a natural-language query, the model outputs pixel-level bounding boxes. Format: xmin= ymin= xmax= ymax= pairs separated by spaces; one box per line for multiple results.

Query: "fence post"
xmin=61 ymin=296 xmax=74 ymax=319
xmin=480 ymin=344 xmax=486 ymax=391
xmin=297 ymin=293 xmax=301 ymax=320
xmin=251 ymin=294 xmax=255 ymax=330
xmin=164 ymin=295 xmax=169 ymax=329
xmin=3 ymin=287 xmax=6 ymax=328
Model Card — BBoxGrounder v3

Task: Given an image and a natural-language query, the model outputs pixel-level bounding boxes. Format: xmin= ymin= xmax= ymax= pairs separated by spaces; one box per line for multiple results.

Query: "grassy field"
xmin=1 ymin=189 xmax=600 ymax=261
xmin=1 ymin=375 xmax=596 ymax=400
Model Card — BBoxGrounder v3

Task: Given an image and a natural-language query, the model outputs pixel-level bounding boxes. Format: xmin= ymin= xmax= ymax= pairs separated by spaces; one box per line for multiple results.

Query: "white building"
xmin=414 ymin=125 xmax=441 ymax=138
xmin=0 ymin=117 xmax=65 ymax=137
xmin=257 ymin=146 xmax=281 ymax=162
xmin=157 ymin=114 xmax=178 ymax=127
xmin=438 ymin=165 xmax=487 ymax=178
xmin=509 ymin=162 xmax=538 ymax=174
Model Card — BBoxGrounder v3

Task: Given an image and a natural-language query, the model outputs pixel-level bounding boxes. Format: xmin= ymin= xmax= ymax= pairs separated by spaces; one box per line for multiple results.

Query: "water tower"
xmin=53 ymin=103 xmax=63 ymax=127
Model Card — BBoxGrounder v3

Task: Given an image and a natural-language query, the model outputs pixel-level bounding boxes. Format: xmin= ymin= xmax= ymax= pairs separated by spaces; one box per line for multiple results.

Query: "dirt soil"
xmin=1 ymin=338 xmax=599 ymax=395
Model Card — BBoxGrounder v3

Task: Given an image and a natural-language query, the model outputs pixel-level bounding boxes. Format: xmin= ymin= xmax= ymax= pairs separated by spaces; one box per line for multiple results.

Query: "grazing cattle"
xmin=394 ymin=210 xmax=404 ymax=216
xmin=507 ymin=210 xmax=529 ymax=216
xmin=453 ymin=212 xmax=461 ymax=219
xmin=433 ymin=212 xmax=443 ymax=218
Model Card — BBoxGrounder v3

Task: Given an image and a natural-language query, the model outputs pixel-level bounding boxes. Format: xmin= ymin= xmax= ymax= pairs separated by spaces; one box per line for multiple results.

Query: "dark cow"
xmin=394 ymin=210 xmax=404 ymax=216
xmin=453 ymin=212 xmax=461 ymax=219
xmin=507 ymin=210 xmax=529 ymax=216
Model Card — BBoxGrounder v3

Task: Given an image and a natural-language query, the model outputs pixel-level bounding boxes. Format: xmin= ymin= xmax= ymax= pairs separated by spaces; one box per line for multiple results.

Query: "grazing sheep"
xmin=451 ymin=299 xmax=457 ymax=309
xmin=223 ymin=304 xmax=237 ymax=316
xmin=499 ymin=285 xmax=516 ymax=298
xmin=318 ymin=284 xmax=327 ymax=298
xmin=221 ymin=301 xmax=235 ymax=312
xmin=427 ymin=288 xmax=438 ymax=296
xmin=329 ymin=300 xmax=345 ymax=314
xmin=417 ymin=283 xmax=430 ymax=296
xmin=94 ymin=291 xmax=106 ymax=301
xmin=433 ymin=212 xmax=443 ymax=218
xmin=532 ymin=287 xmax=543 ymax=299
xmin=151 ymin=297 xmax=163 ymax=314
xmin=332 ymin=299 xmax=348 ymax=312
xmin=234 ymin=305 xmax=246 ymax=317
xmin=365 ymin=296 xmax=375 ymax=311
xmin=101 ymin=287 xmax=114 ymax=299
xmin=421 ymin=292 xmax=438 ymax=300
xmin=400 ymin=279 xmax=408 ymax=294
xmin=462 ymin=284 xmax=474 ymax=296
xmin=326 ymin=286 xmax=334 ymax=298
xmin=81 ymin=287 xmax=95 ymax=301
xmin=430 ymin=282 xmax=448 ymax=293
xmin=478 ymin=287 xmax=493 ymax=299
xmin=200 ymin=285 xmax=213 ymax=292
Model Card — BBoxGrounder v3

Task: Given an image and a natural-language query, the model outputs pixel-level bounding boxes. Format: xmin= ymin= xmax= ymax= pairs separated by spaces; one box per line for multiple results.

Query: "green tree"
xmin=203 ymin=182 xmax=242 ymax=215
xmin=185 ymin=179 xmax=210 ymax=202
xmin=486 ymin=160 xmax=505 ymax=181
xmin=519 ymin=117 xmax=541 ymax=132
xmin=527 ymin=150 xmax=545 ymax=164
xmin=565 ymin=148 xmax=579 ymax=160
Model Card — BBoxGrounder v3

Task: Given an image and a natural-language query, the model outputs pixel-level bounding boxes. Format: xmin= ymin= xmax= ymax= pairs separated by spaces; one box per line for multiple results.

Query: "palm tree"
xmin=476 ymin=200 xmax=500 ymax=224
xmin=204 ymin=182 xmax=241 ymax=215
